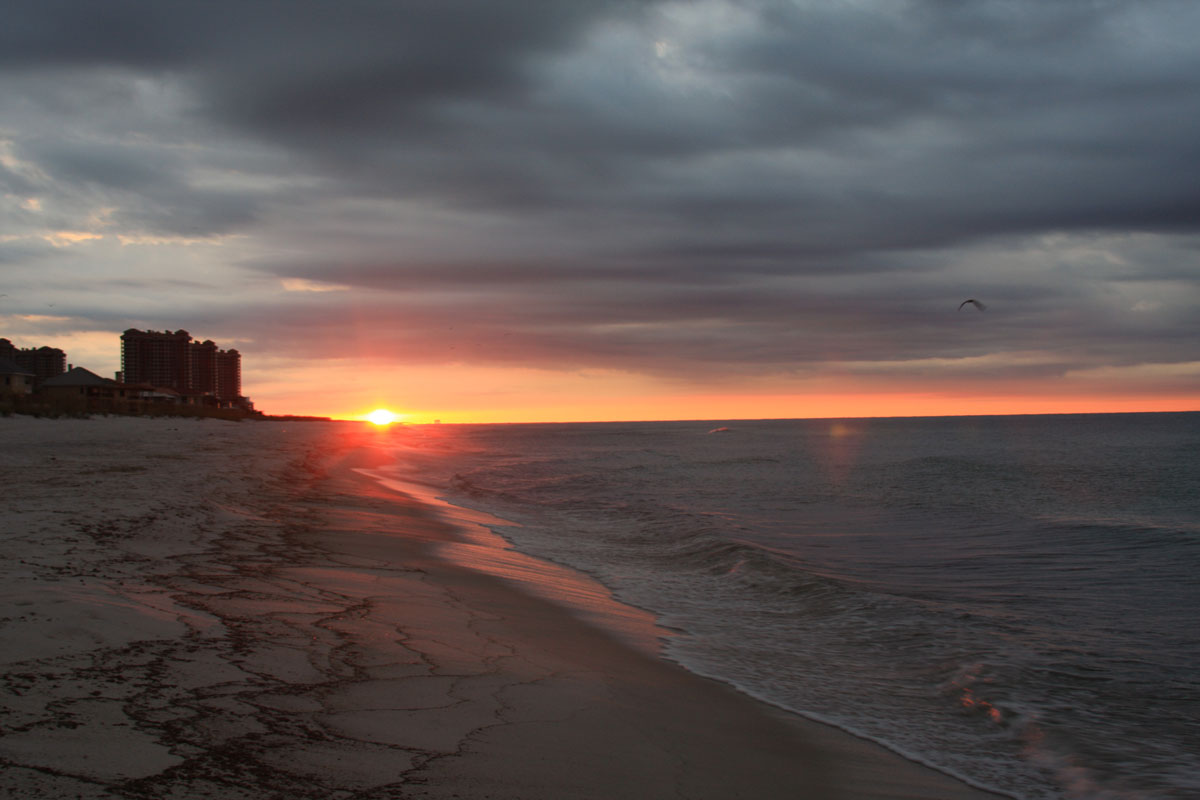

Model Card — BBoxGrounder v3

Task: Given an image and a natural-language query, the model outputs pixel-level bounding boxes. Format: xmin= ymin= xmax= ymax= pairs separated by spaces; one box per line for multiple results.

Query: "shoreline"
xmin=1 ymin=417 xmax=1006 ymax=798
xmin=348 ymin=443 xmax=1012 ymax=800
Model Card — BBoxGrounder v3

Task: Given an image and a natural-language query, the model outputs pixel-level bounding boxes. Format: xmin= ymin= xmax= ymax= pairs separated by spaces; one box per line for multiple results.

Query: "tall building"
xmin=190 ymin=339 xmax=218 ymax=395
xmin=121 ymin=329 xmax=243 ymax=403
xmin=22 ymin=346 xmax=67 ymax=384
xmin=190 ymin=339 xmax=241 ymax=401
xmin=214 ymin=348 xmax=241 ymax=402
xmin=0 ymin=338 xmax=67 ymax=387
xmin=120 ymin=329 xmax=193 ymax=390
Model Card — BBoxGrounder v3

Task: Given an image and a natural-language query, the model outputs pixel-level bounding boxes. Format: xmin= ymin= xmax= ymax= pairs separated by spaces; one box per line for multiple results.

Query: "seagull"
xmin=958 ymin=299 xmax=987 ymax=311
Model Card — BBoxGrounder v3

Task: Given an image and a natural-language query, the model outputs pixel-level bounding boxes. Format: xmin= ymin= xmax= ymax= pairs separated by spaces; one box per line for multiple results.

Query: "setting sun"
xmin=364 ymin=408 xmax=400 ymax=426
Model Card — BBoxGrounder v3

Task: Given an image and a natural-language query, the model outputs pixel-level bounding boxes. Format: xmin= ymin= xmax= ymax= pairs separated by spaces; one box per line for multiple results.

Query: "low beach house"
xmin=0 ymin=359 xmax=36 ymax=396
xmin=40 ymin=367 xmax=184 ymax=414
xmin=40 ymin=366 xmax=121 ymax=413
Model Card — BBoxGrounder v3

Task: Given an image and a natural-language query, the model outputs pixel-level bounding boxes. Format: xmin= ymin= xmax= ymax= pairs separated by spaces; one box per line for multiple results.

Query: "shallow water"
xmin=379 ymin=412 xmax=1200 ymax=799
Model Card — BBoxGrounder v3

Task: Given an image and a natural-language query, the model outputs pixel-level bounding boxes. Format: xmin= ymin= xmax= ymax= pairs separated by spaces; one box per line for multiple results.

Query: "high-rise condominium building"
xmin=191 ymin=339 xmax=242 ymax=401
xmin=121 ymin=329 xmax=193 ymax=390
xmin=190 ymin=339 xmax=218 ymax=396
xmin=121 ymin=329 xmax=243 ymax=401
xmin=0 ymin=338 xmax=67 ymax=386
xmin=214 ymin=348 xmax=241 ymax=402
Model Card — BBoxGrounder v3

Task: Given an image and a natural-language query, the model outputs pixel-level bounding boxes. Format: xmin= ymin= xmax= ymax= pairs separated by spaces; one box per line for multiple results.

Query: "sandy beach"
xmin=0 ymin=417 xmax=1005 ymax=799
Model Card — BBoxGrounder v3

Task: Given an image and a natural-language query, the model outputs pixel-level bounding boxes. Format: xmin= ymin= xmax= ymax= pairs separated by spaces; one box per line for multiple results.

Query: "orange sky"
xmin=4 ymin=324 xmax=1193 ymax=424
xmin=246 ymin=358 xmax=1198 ymax=424
xmin=337 ymin=394 xmax=1198 ymax=425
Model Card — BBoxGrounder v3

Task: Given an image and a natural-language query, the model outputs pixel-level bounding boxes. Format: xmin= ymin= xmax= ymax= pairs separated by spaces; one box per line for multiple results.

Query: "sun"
xmin=365 ymin=408 xmax=400 ymax=426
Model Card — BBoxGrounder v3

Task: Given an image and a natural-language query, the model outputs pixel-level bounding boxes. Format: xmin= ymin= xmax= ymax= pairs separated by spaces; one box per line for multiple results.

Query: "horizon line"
xmin=325 ymin=407 xmax=1200 ymax=426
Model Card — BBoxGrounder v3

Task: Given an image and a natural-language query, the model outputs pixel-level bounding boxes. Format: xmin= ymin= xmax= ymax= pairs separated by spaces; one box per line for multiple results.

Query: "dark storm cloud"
xmin=24 ymin=140 xmax=176 ymax=192
xmin=2 ymin=0 xmax=1198 ymax=389
xmin=1 ymin=0 xmax=649 ymax=230
xmin=0 ymin=0 xmax=639 ymax=113
xmin=0 ymin=0 xmax=622 ymax=64
xmin=8 ymin=0 xmax=1200 ymax=246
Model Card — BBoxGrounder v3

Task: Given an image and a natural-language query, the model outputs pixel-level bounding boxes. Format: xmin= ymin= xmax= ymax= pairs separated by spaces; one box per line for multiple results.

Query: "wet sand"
xmin=0 ymin=417 xmax=1005 ymax=799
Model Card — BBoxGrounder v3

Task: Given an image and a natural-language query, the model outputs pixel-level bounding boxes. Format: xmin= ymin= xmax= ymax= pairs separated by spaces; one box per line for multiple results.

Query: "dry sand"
xmin=0 ymin=416 xmax=1006 ymax=799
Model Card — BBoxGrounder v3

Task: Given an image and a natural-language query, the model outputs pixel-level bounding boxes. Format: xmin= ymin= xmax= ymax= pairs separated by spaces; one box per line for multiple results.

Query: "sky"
xmin=2 ymin=0 xmax=1198 ymax=423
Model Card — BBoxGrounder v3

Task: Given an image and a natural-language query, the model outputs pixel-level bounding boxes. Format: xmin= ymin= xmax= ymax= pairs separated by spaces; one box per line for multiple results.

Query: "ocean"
xmin=376 ymin=412 xmax=1200 ymax=800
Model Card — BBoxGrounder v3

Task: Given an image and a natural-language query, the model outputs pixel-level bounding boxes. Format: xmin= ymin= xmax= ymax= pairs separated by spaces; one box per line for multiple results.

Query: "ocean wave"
xmin=412 ymin=414 xmax=1200 ymax=800
xmin=645 ymin=533 xmax=851 ymax=598
xmin=1037 ymin=516 xmax=1200 ymax=547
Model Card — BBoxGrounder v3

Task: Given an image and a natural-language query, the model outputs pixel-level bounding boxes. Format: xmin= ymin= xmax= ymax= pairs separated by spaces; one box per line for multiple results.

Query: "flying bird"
xmin=958 ymin=299 xmax=987 ymax=311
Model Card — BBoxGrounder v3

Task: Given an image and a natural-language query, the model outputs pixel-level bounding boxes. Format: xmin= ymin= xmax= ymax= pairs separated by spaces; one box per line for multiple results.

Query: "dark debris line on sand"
xmin=0 ymin=421 xmax=570 ymax=799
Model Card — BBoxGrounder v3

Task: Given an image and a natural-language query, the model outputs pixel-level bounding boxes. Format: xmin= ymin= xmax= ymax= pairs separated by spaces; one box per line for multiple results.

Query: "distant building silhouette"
xmin=121 ymin=328 xmax=243 ymax=404
xmin=190 ymin=338 xmax=217 ymax=396
xmin=0 ymin=329 xmax=254 ymax=416
xmin=214 ymin=347 xmax=241 ymax=402
xmin=121 ymin=329 xmax=192 ymax=390
xmin=189 ymin=339 xmax=242 ymax=402
xmin=0 ymin=338 xmax=66 ymax=387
